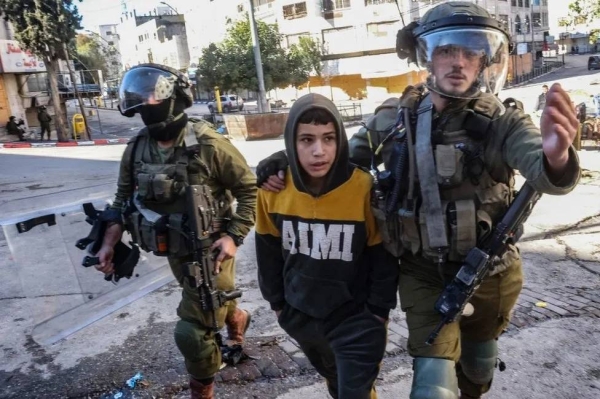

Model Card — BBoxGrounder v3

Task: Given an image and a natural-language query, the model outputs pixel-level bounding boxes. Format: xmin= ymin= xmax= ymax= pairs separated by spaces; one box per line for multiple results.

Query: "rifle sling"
xmin=415 ymin=94 xmax=448 ymax=250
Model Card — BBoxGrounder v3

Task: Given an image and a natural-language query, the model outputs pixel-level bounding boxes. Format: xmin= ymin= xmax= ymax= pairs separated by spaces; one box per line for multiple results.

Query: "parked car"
xmin=588 ymin=56 xmax=600 ymax=70
xmin=208 ymin=95 xmax=244 ymax=113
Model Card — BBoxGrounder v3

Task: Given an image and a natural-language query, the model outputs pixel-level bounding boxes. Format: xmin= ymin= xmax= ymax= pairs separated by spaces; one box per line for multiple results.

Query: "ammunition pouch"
xmin=136 ymin=164 xmax=187 ymax=204
xmin=435 ymin=144 xmax=464 ymax=188
xmin=130 ymin=211 xmax=190 ymax=257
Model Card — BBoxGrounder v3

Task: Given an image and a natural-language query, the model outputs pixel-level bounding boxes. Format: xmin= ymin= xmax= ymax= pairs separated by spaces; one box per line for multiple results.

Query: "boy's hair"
xmin=542 ymin=84 xmax=548 ymax=89
xmin=297 ymin=108 xmax=336 ymax=126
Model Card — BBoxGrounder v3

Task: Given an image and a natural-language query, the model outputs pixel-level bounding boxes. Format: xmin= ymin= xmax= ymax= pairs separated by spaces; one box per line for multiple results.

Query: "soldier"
xmin=255 ymin=2 xmax=581 ymax=399
xmin=37 ymin=106 xmax=52 ymax=141
xmin=93 ymin=63 xmax=257 ymax=399
xmin=6 ymin=116 xmax=25 ymax=141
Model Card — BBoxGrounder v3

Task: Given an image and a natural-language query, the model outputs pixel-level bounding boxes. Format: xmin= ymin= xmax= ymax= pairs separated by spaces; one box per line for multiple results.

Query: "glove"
xmin=256 ymin=150 xmax=289 ymax=187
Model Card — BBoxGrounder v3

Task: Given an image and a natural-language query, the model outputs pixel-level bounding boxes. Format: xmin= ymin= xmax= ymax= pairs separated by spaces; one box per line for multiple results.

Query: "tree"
xmin=0 ymin=0 xmax=83 ymax=141
xmin=568 ymin=0 xmax=600 ymax=45
xmin=288 ymin=36 xmax=323 ymax=90
xmin=75 ymin=34 xmax=117 ymax=78
xmin=198 ymin=17 xmax=322 ymax=95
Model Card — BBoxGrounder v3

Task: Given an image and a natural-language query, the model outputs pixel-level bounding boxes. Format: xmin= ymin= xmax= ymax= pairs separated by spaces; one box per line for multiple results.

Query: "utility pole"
xmin=530 ymin=2 xmax=536 ymax=59
xmin=248 ymin=0 xmax=270 ymax=113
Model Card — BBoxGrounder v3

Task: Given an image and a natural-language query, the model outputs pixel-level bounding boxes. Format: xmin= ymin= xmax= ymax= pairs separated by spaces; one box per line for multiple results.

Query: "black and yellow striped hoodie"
xmin=255 ymin=94 xmax=398 ymax=321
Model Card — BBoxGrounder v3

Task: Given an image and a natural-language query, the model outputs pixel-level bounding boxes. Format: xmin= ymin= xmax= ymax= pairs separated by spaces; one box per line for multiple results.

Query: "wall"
xmin=507 ymin=52 xmax=534 ymax=81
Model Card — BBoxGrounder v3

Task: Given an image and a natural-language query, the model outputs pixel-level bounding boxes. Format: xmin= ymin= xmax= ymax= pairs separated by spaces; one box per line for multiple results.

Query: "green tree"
xmin=567 ymin=0 xmax=600 ymax=44
xmin=288 ymin=36 xmax=323 ymax=90
xmin=74 ymin=34 xmax=109 ymax=81
xmin=198 ymin=17 xmax=322 ymax=95
xmin=0 ymin=0 xmax=83 ymax=141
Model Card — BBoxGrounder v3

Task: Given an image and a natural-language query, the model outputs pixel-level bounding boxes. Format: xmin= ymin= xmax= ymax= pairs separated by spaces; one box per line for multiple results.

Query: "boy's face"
xmin=296 ymin=122 xmax=337 ymax=182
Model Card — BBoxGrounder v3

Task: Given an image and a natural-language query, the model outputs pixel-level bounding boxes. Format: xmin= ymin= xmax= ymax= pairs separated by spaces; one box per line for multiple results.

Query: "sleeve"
xmin=254 ymin=190 xmax=286 ymax=311
xmin=363 ymin=188 xmax=399 ymax=319
xmin=211 ymin=138 xmax=258 ymax=239
xmin=500 ymin=110 xmax=581 ymax=195
xmin=110 ymin=141 xmax=136 ymax=211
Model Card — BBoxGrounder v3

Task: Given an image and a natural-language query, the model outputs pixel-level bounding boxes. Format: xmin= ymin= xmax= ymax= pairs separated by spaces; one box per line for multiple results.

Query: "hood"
xmin=284 ymin=93 xmax=352 ymax=196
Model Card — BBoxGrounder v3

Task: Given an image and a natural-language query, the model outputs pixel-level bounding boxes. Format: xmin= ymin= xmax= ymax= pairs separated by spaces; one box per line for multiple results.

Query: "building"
xmin=117 ymin=7 xmax=191 ymax=72
xmin=182 ymin=0 xmax=549 ymax=101
xmin=98 ymin=24 xmax=123 ymax=82
xmin=0 ymin=18 xmax=50 ymax=138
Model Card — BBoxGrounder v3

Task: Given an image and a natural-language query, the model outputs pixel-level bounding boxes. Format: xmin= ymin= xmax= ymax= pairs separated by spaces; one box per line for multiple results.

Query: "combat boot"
xmin=225 ymin=308 xmax=251 ymax=345
xmin=190 ymin=378 xmax=214 ymax=399
xmin=460 ymin=393 xmax=481 ymax=399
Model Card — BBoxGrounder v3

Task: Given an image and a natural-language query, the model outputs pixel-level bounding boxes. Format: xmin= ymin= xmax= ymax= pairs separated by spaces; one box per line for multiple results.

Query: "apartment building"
xmin=117 ymin=8 xmax=190 ymax=71
xmin=184 ymin=0 xmax=549 ymax=101
xmin=98 ymin=24 xmax=123 ymax=81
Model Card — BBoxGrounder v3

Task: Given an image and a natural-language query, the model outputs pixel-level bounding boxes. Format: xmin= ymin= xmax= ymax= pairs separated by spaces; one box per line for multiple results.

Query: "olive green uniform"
xmin=111 ymin=120 xmax=257 ymax=380
xmin=349 ymin=87 xmax=581 ymax=397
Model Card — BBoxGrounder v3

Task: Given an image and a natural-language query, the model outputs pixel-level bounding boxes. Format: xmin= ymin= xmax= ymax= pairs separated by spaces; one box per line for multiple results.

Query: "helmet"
xmin=118 ymin=63 xmax=193 ymax=115
xmin=397 ymin=1 xmax=511 ymax=99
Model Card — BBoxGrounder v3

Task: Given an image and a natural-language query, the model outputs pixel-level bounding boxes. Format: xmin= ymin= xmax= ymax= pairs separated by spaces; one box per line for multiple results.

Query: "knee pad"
xmin=175 ymin=320 xmax=220 ymax=366
xmin=459 ymin=339 xmax=498 ymax=386
xmin=410 ymin=357 xmax=458 ymax=399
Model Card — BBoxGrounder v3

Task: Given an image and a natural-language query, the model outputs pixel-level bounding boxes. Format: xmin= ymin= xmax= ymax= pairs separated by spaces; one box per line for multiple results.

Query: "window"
xmin=283 ymin=2 xmax=307 ymax=20
xmin=108 ymin=41 xmax=114 ymax=45
xmin=524 ymin=15 xmax=530 ymax=33
xmin=532 ymin=12 xmax=541 ymax=27
xmin=106 ymin=31 xmax=113 ymax=36
xmin=365 ymin=0 xmax=395 ymax=5
xmin=252 ymin=0 xmax=275 ymax=6
xmin=524 ymin=0 xmax=529 ymax=7
xmin=323 ymin=0 xmax=351 ymax=12
xmin=26 ymin=74 xmax=48 ymax=93
xmin=139 ymin=35 xmax=143 ymax=42
xmin=518 ymin=0 xmax=523 ymax=7
xmin=515 ymin=15 xmax=521 ymax=33
xmin=511 ymin=0 xmax=516 ymax=6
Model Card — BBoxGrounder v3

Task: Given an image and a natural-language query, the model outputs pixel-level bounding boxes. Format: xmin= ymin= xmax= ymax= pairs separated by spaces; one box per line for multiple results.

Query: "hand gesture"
xmin=539 ymin=83 xmax=578 ymax=170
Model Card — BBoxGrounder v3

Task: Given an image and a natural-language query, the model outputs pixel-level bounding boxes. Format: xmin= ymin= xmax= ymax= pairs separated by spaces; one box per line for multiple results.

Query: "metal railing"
xmin=505 ymin=59 xmax=565 ymax=87
xmin=335 ymin=102 xmax=362 ymax=122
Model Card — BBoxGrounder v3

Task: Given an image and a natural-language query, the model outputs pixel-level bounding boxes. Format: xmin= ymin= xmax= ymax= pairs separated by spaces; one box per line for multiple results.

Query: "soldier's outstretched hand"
xmin=539 ymin=83 xmax=578 ymax=173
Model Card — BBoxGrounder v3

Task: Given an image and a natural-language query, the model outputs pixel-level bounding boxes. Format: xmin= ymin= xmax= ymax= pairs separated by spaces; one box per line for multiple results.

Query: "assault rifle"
xmin=426 ymin=183 xmax=541 ymax=345
xmin=182 ymin=185 xmax=242 ymax=331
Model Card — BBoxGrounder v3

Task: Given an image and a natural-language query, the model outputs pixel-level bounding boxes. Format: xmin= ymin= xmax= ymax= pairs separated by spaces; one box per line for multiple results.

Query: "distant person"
xmin=593 ymin=94 xmax=600 ymax=117
xmin=534 ymin=84 xmax=549 ymax=113
xmin=37 ymin=106 xmax=52 ymax=141
xmin=6 ymin=116 xmax=25 ymax=141
xmin=572 ymin=45 xmax=575 ymax=54
xmin=576 ymin=45 xmax=579 ymax=53
xmin=577 ymin=102 xmax=587 ymax=124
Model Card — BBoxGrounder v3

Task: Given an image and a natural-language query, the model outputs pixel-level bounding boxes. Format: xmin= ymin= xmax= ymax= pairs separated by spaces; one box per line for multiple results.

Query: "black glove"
xmin=256 ymin=150 xmax=289 ymax=188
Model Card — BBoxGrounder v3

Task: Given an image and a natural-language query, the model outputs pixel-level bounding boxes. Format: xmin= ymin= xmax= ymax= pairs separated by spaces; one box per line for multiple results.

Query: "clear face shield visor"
xmin=416 ymin=28 xmax=510 ymax=99
xmin=118 ymin=67 xmax=177 ymax=112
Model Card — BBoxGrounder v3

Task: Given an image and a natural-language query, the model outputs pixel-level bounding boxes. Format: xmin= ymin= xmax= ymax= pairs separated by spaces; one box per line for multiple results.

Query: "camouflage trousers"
xmin=168 ymin=255 xmax=238 ymax=380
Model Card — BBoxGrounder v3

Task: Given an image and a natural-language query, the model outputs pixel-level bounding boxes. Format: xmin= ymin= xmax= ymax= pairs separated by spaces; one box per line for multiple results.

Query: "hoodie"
xmin=255 ymin=94 xmax=399 ymax=321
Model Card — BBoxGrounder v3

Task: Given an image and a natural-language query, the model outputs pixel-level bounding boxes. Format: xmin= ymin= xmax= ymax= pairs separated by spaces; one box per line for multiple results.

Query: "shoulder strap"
xmin=415 ymin=94 xmax=448 ymax=256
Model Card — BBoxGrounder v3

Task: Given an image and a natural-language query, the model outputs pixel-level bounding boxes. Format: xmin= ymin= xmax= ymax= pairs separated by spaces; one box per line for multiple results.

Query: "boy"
xmin=255 ymin=93 xmax=399 ymax=399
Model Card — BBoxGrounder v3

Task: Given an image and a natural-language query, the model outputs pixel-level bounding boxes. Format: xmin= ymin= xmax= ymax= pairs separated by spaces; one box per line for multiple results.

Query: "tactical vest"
xmin=126 ymin=122 xmax=230 ymax=257
xmin=376 ymin=90 xmax=519 ymax=269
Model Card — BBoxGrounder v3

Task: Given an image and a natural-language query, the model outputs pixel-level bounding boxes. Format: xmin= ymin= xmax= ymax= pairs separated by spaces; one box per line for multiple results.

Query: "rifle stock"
xmin=426 ymin=183 xmax=541 ymax=345
xmin=183 ymin=185 xmax=242 ymax=331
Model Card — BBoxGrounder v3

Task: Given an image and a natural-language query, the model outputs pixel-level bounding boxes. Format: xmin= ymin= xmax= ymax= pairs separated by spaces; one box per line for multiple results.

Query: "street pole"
xmin=248 ymin=0 xmax=270 ymax=113
xmin=530 ymin=2 xmax=535 ymax=60
xmin=63 ymin=45 xmax=92 ymax=140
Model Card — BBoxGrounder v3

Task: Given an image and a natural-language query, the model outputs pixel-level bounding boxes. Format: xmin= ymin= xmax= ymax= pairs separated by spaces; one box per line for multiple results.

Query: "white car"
xmin=208 ymin=95 xmax=244 ymax=113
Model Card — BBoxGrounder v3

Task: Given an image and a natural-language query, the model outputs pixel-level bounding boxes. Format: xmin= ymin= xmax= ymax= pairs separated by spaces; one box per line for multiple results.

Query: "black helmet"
xmin=397 ymin=1 xmax=511 ymax=99
xmin=118 ymin=63 xmax=193 ymax=115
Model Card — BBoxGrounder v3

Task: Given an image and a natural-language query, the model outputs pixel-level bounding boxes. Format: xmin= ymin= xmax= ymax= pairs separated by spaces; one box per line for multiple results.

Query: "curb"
xmin=0 ymin=138 xmax=130 ymax=149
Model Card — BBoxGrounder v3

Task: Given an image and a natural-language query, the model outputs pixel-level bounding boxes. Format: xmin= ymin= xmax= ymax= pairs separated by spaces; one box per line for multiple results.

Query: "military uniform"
xmin=111 ymin=119 xmax=257 ymax=380
xmin=349 ymin=85 xmax=580 ymax=397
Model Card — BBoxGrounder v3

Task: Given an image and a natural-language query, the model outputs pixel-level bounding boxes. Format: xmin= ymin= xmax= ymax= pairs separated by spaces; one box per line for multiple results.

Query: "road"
xmin=0 ymin=54 xmax=599 ymax=399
